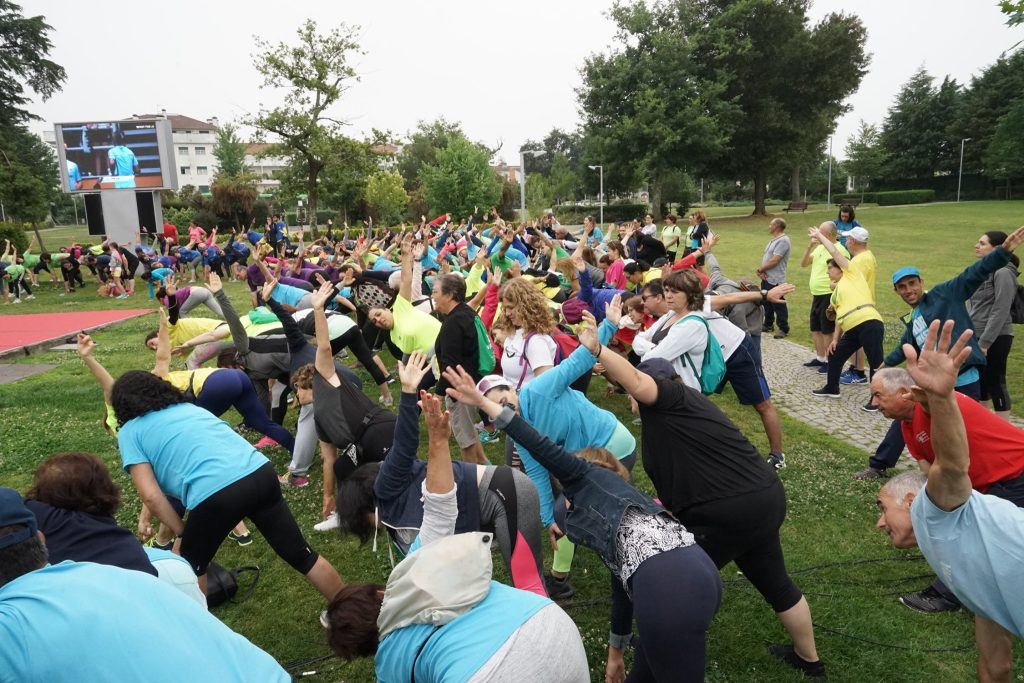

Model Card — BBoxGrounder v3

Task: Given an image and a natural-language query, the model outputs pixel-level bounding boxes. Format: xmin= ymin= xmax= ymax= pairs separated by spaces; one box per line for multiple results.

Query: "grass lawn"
xmin=2 ymin=201 xmax=1023 ymax=681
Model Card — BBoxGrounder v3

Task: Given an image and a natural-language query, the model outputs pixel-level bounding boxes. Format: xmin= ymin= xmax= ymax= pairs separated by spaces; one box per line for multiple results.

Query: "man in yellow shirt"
xmin=799 ymin=221 xmax=849 ymax=368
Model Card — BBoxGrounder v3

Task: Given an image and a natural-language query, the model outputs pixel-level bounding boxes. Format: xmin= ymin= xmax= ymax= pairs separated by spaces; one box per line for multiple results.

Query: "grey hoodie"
xmin=969 ymin=262 xmax=1019 ymax=348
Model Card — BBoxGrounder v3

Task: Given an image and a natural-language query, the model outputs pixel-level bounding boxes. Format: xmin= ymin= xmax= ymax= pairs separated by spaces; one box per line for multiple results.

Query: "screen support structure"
xmin=85 ymin=191 xmax=162 ymax=245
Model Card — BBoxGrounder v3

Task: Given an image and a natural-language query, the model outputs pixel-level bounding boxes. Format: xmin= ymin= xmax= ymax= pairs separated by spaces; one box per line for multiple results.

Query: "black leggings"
xmin=331 ymin=326 xmax=388 ymax=386
xmin=180 ymin=462 xmax=318 ymax=576
xmin=980 ymin=334 xmax=1013 ymax=411
xmin=824 ymin=318 xmax=885 ymax=392
xmin=196 ymin=369 xmax=296 ymax=452
xmin=626 ymin=545 xmax=722 ymax=683
xmin=681 ymin=478 xmax=803 ymax=613
xmin=478 ymin=466 xmax=546 ymax=595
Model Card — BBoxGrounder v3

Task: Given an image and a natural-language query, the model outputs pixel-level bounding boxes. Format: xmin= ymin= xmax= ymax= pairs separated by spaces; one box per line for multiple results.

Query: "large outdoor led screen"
xmin=55 ymin=119 xmax=176 ymax=192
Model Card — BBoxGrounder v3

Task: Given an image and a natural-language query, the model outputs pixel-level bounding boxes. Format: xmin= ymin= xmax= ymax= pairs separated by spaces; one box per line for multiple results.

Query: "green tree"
xmin=691 ymin=0 xmax=869 ymax=215
xmin=213 ymin=123 xmax=247 ymax=179
xmin=949 ymin=50 xmax=1024 ymax=174
xmin=397 ymin=119 xmax=463 ymax=193
xmin=419 ymin=136 xmax=501 ymax=219
xmin=548 ymin=153 xmax=581 ymax=204
xmin=364 ymin=170 xmax=409 ymax=225
xmin=210 ymin=175 xmax=258 ymax=228
xmin=0 ymin=123 xmax=59 ymax=223
xmin=985 ymin=97 xmax=1024 ymax=194
xmin=245 ymin=20 xmax=362 ymax=236
xmin=319 ymin=136 xmax=379 ymax=223
xmin=525 ymin=173 xmax=554 ymax=218
xmin=0 ymin=1 xmax=65 ymax=125
xmin=844 ymin=120 xmax=887 ymax=193
xmin=579 ymin=0 xmax=735 ymax=219
xmin=1000 ymin=0 xmax=1024 ymax=26
xmin=879 ymin=69 xmax=962 ymax=180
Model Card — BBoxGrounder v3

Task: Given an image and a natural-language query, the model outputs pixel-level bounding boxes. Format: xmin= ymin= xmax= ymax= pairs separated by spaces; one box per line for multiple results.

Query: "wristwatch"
xmin=760 ymin=289 xmax=769 ymax=304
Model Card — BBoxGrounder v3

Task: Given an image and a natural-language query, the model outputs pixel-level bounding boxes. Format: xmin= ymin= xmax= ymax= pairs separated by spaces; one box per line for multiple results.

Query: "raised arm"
xmin=398 ymin=233 xmax=414 ymax=302
xmin=152 ymin=309 xmax=172 ymax=378
xmin=310 ymin=280 xmax=340 ymax=385
xmin=905 ymin=320 xmax=974 ymax=511
xmin=581 ymin=307 xmax=661 ymax=406
xmin=807 ymin=226 xmax=849 ymax=270
xmin=77 ymin=333 xmax=115 ymax=404
xmin=373 ymin=353 xmax=430 ymax=500
xmin=710 ymin=284 xmax=794 ymax=310
xmin=417 ymin=390 xmax=459 ymax=547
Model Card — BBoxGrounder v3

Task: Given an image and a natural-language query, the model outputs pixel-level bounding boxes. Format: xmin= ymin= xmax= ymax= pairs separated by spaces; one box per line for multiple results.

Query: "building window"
xmin=197 ymin=166 xmax=208 ymax=176
xmin=195 ymin=146 xmax=206 ymax=155
xmin=198 ymin=185 xmax=210 ymax=193
xmin=178 ymin=146 xmax=188 ymax=155
xmin=180 ymin=166 xmax=189 ymax=175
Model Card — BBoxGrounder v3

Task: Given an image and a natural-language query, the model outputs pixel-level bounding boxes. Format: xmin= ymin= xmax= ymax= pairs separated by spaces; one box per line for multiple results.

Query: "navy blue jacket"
xmin=884 ymin=247 xmax=1012 ymax=372
xmin=373 ymin=392 xmax=480 ymax=544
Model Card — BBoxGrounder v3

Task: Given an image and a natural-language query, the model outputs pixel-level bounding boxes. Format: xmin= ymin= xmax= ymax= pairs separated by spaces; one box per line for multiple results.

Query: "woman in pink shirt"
xmin=603 ymin=240 xmax=627 ymax=290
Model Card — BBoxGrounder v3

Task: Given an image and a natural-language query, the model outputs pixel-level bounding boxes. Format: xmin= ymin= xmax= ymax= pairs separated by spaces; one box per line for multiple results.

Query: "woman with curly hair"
xmin=24 ymin=451 xmax=156 ymax=576
xmin=111 ymin=370 xmax=344 ymax=608
xmin=497 ymin=277 xmax=559 ymax=389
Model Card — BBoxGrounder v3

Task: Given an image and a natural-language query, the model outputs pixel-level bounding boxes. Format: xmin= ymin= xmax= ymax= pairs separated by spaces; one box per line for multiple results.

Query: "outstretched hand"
xmin=397 ymin=351 xmax=430 ymax=393
xmin=441 ymin=365 xmax=486 ymax=407
xmin=419 ymin=390 xmax=450 ymax=437
xmin=807 ymin=226 xmax=823 ymax=242
xmin=766 ymin=283 xmax=796 ymax=303
xmin=76 ymin=333 xmax=95 ymax=358
xmin=1002 ymin=225 xmax=1024 ymax=253
xmin=310 ymin=280 xmax=335 ymax=310
xmin=578 ymin=310 xmax=599 ymax=353
xmin=207 ymin=272 xmax=223 ymax=293
xmin=261 ymin=277 xmax=277 ymax=304
xmin=604 ymin=293 xmax=623 ymax=327
xmin=903 ymin=320 xmax=972 ymax=397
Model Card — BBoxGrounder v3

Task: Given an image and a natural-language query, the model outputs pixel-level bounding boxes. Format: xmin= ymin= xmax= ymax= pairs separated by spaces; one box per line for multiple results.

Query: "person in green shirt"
xmin=662 ymin=214 xmax=684 ymax=262
xmin=799 ymin=221 xmax=849 ymax=367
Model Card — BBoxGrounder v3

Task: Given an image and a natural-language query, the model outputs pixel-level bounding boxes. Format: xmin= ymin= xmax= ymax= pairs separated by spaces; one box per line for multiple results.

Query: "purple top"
xmin=160 ymin=287 xmax=191 ymax=309
xmin=245 ymin=264 xmax=312 ymax=292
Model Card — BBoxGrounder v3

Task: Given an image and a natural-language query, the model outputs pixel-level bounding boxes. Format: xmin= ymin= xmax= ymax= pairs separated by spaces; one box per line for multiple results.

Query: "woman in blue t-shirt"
xmin=111 ymin=370 xmax=344 ymax=605
xmin=834 ymin=204 xmax=861 ymax=248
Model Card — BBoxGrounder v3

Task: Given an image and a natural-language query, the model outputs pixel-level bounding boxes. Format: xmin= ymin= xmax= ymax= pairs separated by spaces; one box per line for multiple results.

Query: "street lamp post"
xmin=588 ymin=164 xmax=604 ymax=226
xmin=958 ymin=138 xmax=972 ymax=203
xmin=519 ymin=150 xmax=546 ymax=223
xmin=826 ymin=136 xmax=833 ymax=207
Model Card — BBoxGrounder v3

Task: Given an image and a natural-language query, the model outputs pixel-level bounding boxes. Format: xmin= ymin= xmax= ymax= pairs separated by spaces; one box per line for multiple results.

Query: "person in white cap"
xmin=836 ymin=225 xmax=877 ymax=387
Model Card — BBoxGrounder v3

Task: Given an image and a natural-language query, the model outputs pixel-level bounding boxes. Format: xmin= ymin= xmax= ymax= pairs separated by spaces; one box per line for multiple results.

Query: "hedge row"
xmin=834 ymin=190 xmax=936 ymax=206
xmin=554 ymin=203 xmax=650 ymax=225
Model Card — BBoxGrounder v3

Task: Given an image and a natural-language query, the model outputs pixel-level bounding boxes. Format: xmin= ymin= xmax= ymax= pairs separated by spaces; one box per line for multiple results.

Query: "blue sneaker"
xmin=840 ymin=369 xmax=868 ymax=385
xmin=479 ymin=429 xmax=499 ymax=444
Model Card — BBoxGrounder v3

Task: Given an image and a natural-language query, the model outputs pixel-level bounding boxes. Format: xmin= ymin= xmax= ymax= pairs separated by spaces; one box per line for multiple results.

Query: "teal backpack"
xmin=473 ymin=315 xmax=496 ymax=374
xmin=679 ymin=314 xmax=727 ymax=394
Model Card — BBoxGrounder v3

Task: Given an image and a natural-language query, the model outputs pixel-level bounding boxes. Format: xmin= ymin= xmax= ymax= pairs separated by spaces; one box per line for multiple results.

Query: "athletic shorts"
xmin=809 ymin=293 xmax=836 ymax=334
xmin=724 ymin=335 xmax=771 ymax=405
xmin=446 ymin=396 xmax=479 ymax=450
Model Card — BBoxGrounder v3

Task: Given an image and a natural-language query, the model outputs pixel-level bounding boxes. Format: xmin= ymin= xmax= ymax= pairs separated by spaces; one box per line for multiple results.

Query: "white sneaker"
xmin=24 ymin=294 xmax=35 ymax=300
xmin=314 ymin=512 xmax=340 ymax=532
xmin=12 ymin=299 xmax=20 ymax=304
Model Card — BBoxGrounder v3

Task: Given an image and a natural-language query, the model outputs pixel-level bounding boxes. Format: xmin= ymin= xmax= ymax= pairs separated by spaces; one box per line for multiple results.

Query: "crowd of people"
xmin=1 ymin=206 xmax=1023 ymax=682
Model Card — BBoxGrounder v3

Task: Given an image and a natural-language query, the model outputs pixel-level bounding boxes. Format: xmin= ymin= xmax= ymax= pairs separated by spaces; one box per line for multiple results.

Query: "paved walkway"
xmin=759 ymin=335 xmax=1024 ymax=468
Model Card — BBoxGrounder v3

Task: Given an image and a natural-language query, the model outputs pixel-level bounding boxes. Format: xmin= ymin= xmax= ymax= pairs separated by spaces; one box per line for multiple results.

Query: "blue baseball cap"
xmin=892 ymin=266 xmax=921 ymax=286
xmin=0 ymin=488 xmax=37 ymax=550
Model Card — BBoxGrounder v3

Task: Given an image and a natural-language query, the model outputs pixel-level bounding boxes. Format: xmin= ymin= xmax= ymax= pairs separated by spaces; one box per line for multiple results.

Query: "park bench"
xmin=783 ymin=201 xmax=808 ymax=213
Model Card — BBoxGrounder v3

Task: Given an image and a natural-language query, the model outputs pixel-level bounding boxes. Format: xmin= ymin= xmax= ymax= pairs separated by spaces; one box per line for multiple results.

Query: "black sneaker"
xmin=811 ymin=387 xmax=840 ymax=398
xmin=817 ymin=364 xmax=829 ymax=374
xmin=767 ymin=452 xmax=786 ymax=470
xmin=861 ymin=401 xmax=879 ymax=413
xmin=899 ymin=587 xmax=960 ymax=613
xmin=764 ymin=325 xmax=775 ymax=333
xmin=229 ymin=531 xmax=253 ymax=547
xmin=768 ymin=644 xmax=826 ymax=679
xmin=803 ymin=359 xmax=826 ymax=368
xmin=852 ymin=467 xmax=886 ymax=480
xmin=544 ymin=573 xmax=575 ymax=601
xmin=773 ymin=330 xmax=788 ymax=339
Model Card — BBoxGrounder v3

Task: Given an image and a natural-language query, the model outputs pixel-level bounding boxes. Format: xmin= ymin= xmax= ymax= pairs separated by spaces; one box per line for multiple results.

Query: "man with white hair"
xmin=836 ymin=226 xmax=876 ymax=387
xmin=874 ymin=320 xmax=1024 ymax=682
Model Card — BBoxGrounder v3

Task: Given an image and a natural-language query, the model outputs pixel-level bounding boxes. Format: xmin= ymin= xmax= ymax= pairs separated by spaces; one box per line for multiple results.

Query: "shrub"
xmin=834 ymin=192 xmax=877 ymax=204
xmin=874 ymin=190 xmax=935 ymax=206
xmin=0 ymin=223 xmax=30 ymax=252
xmin=555 ymin=203 xmax=649 ymax=225
xmin=163 ymin=207 xmax=195 ymax=232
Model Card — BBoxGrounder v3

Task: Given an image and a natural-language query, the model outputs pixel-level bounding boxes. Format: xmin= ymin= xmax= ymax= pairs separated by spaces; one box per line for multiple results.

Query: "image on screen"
xmin=60 ymin=120 xmax=164 ymax=192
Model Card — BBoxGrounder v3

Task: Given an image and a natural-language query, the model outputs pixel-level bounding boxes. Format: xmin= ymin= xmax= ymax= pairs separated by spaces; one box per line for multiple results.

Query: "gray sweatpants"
xmin=286 ymin=402 xmax=318 ymax=476
xmin=181 ymin=287 xmax=224 ymax=318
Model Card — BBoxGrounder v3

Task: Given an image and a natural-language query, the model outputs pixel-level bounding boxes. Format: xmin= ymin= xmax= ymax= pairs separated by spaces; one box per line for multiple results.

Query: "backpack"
xmin=516 ymin=327 xmax=582 ymax=389
xmin=1011 ymin=283 xmax=1024 ymax=325
xmin=679 ymin=314 xmax=727 ymax=394
xmin=474 ymin=315 xmax=496 ymax=374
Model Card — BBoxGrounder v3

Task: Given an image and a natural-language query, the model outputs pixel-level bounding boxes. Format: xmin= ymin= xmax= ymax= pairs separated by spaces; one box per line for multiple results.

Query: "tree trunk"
xmin=790 ymin=166 xmax=801 ymax=203
xmin=306 ymin=162 xmax=319 ymax=239
xmin=650 ymin=178 xmax=664 ymax=221
xmin=32 ymin=224 xmax=47 ymax=252
xmin=752 ymin=170 xmax=768 ymax=216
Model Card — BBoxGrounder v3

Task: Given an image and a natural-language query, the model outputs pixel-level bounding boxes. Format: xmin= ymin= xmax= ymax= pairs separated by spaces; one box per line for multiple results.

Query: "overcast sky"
xmin=24 ymin=0 xmax=1023 ymax=164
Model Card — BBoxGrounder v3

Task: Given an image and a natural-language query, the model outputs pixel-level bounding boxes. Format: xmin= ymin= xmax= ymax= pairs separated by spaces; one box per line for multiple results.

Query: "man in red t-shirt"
xmin=870 ymin=367 xmax=1024 ymax=493
xmin=160 ymin=221 xmax=178 ymax=255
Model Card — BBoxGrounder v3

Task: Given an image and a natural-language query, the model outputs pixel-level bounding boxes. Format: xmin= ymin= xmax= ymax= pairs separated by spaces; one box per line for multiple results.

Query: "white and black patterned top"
xmin=613 ymin=507 xmax=696 ymax=596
